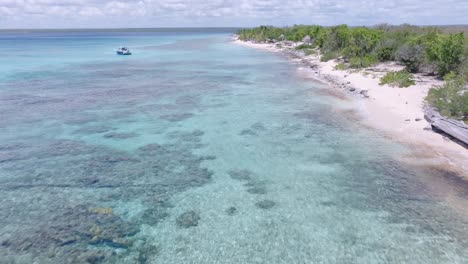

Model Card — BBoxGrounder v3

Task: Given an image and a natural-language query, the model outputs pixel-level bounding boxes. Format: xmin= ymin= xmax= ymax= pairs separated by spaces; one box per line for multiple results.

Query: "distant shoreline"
xmin=233 ymin=36 xmax=468 ymax=178
xmin=0 ymin=27 xmax=242 ymax=32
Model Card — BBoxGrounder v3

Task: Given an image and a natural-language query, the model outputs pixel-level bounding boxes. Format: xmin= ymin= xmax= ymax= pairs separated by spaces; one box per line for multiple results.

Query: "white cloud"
xmin=0 ymin=0 xmax=466 ymax=28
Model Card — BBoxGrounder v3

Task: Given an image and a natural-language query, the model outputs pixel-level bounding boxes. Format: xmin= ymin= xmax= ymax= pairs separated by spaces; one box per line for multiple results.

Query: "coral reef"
xmin=176 ymin=211 xmax=201 ymax=228
xmin=255 ymin=200 xmax=276 ymax=209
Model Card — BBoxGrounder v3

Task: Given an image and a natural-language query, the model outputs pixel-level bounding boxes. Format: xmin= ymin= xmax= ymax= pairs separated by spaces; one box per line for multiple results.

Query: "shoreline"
xmin=233 ymin=37 xmax=468 ymax=179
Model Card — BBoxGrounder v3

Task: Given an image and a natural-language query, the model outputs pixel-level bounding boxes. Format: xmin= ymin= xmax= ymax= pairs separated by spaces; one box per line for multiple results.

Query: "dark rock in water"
xmin=103 ymin=132 xmax=139 ymax=139
xmin=255 ymin=200 xmax=276 ymax=209
xmin=226 ymin=207 xmax=237 ymax=216
xmin=137 ymin=143 xmax=165 ymax=156
xmin=320 ymin=201 xmax=336 ymax=207
xmin=141 ymin=208 xmax=170 ymax=225
xmin=40 ymin=140 xmax=98 ymax=157
xmin=167 ymin=130 xmax=204 ymax=144
xmin=0 ymin=152 xmax=22 ymax=163
xmin=176 ymin=211 xmax=200 ymax=228
xmin=228 ymin=169 xmax=252 ymax=181
xmin=73 ymin=125 xmax=113 ymax=134
xmin=246 ymin=185 xmax=267 ymax=195
xmin=86 ymin=254 xmax=105 ymax=264
xmin=251 ymin=122 xmax=267 ymax=131
xmin=0 ymin=143 xmax=28 ymax=151
xmin=99 ymin=155 xmax=139 ymax=163
xmin=239 ymin=129 xmax=257 ymax=136
xmin=137 ymin=244 xmax=160 ymax=264
xmin=199 ymin=155 xmax=216 ymax=161
xmin=64 ymin=116 xmax=98 ymax=125
xmin=79 ymin=177 xmax=100 ymax=186
xmin=359 ymin=90 xmax=369 ymax=98
xmin=159 ymin=113 xmax=194 ymax=122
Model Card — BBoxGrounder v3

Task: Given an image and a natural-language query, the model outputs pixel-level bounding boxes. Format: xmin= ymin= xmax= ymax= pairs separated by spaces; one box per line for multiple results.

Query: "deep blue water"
xmin=0 ymin=29 xmax=467 ymax=263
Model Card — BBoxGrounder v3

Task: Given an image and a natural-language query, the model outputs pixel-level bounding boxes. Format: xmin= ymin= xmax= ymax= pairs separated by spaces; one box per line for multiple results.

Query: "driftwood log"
xmin=424 ymin=107 xmax=468 ymax=147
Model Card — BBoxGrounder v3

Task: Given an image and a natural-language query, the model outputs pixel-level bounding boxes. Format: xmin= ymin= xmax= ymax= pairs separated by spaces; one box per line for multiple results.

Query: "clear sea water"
xmin=0 ymin=29 xmax=467 ymax=264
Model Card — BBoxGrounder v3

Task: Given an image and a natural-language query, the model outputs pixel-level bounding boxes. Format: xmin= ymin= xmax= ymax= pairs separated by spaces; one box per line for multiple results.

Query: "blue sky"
xmin=0 ymin=0 xmax=467 ymax=29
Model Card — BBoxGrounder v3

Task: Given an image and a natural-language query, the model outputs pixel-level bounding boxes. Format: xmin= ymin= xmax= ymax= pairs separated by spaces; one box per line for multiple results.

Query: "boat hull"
xmin=116 ymin=51 xmax=132 ymax=55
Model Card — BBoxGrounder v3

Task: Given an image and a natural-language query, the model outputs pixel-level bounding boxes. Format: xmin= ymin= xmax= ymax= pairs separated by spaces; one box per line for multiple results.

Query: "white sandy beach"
xmin=233 ymin=38 xmax=468 ymax=178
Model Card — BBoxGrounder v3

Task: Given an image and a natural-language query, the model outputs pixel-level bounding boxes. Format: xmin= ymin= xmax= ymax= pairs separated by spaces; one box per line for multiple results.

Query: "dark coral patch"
xmin=255 ymin=200 xmax=276 ymax=209
xmin=228 ymin=169 xmax=252 ymax=181
xmin=103 ymin=132 xmax=139 ymax=139
xmin=176 ymin=211 xmax=200 ymax=228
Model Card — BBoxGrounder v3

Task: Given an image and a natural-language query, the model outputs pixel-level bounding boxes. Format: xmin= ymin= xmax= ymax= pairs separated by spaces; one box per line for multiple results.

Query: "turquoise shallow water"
xmin=1 ymin=29 xmax=468 ymax=263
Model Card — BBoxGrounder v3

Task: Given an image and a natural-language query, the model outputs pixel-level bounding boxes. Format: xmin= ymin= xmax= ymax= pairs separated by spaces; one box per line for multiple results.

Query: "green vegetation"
xmin=334 ymin=63 xmax=347 ymax=70
xmin=238 ymin=24 xmax=467 ymax=120
xmin=426 ymin=74 xmax=468 ymax=122
xmin=426 ymin=33 xmax=465 ymax=76
xmin=238 ymin=24 xmax=465 ymax=76
xmin=379 ymin=70 xmax=416 ymax=88
xmin=295 ymin=44 xmax=316 ymax=56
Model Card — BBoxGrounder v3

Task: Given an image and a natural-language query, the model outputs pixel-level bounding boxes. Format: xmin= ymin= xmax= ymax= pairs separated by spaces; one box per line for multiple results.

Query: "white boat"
xmin=116 ymin=47 xmax=132 ymax=55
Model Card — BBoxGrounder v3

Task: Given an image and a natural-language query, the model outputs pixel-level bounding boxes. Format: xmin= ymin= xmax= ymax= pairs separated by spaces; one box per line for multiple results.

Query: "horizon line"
xmin=0 ymin=24 xmax=467 ymax=31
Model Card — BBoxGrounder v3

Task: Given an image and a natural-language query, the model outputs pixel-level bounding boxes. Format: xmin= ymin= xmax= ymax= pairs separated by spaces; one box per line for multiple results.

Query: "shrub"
xmin=458 ymin=58 xmax=468 ymax=82
xmin=379 ymin=70 xmax=416 ymax=87
xmin=295 ymin=44 xmax=311 ymax=50
xmin=321 ymin=51 xmax=339 ymax=62
xmin=349 ymin=54 xmax=377 ymax=68
xmin=304 ymin=49 xmax=316 ymax=56
xmin=376 ymin=39 xmax=397 ymax=61
xmin=396 ymin=43 xmax=425 ymax=73
xmin=334 ymin=63 xmax=347 ymax=70
xmin=426 ymin=74 xmax=468 ymax=120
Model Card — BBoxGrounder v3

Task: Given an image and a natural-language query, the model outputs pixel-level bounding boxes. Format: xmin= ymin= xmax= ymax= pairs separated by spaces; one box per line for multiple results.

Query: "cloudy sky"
xmin=0 ymin=0 xmax=467 ymax=29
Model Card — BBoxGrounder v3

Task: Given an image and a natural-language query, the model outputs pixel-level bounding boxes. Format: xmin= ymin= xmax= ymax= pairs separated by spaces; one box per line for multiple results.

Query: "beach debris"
xmin=415 ymin=118 xmax=422 ymax=121
xmin=424 ymin=107 xmax=468 ymax=146
xmin=176 ymin=210 xmax=200 ymax=228
xmin=255 ymin=200 xmax=276 ymax=209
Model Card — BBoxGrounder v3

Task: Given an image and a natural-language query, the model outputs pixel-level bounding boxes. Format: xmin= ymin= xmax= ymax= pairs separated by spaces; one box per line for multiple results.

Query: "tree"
xmin=426 ymin=33 xmax=465 ymax=76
